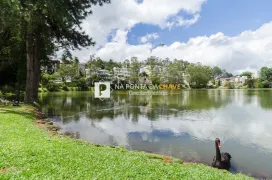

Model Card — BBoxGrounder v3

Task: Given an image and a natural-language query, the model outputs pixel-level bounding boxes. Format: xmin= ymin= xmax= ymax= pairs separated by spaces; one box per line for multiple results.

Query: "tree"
xmin=187 ymin=64 xmax=212 ymax=88
xmin=259 ymin=67 xmax=272 ymax=88
xmin=167 ymin=60 xmax=185 ymax=84
xmin=95 ymin=58 xmax=105 ymax=69
xmin=123 ymin=59 xmax=130 ymax=68
xmin=212 ymin=66 xmax=223 ymax=78
xmin=0 ymin=1 xmax=28 ymax=101
xmin=57 ymin=64 xmax=77 ymax=83
xmin=1 ymin=0 xmax=110 ymax=104
xmin=245 ymin=79 xmax=254 ymax=88
xmin=221 ymin=69 xmax=233 ymax=77
xmin=240 ymin=71 xmax=252 ymax=78
xmin=130 ymin=57 xmax=141 ymax=84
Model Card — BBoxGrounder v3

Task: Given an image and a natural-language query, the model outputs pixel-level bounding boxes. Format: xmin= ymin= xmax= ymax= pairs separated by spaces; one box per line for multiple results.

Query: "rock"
xmin=46 ymin=121 xmax=53 ymax=125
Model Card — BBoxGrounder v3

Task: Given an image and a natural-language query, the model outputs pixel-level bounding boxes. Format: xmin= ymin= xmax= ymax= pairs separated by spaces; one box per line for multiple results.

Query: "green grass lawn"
xmin=0 ymin=106 xmax=253 ymax=180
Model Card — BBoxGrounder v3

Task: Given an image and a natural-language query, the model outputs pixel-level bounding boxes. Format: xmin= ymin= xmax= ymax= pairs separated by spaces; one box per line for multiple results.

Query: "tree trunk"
xmin=24 ymin=31 xmax=41 ymax=104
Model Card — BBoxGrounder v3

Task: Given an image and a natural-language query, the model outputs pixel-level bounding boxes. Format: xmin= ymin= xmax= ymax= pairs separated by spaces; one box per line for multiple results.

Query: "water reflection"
xmin=39 ymin=90 xmax=272 ymax=178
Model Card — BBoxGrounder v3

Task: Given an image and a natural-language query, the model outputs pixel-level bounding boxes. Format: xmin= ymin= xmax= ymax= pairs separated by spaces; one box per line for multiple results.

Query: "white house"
xmin=234 ymin=75 xmax=248 ymax=85
xmin=113 ymin=67 xmax=130 ymax=77
xmin=42 ymin=60 xmax=60 ymax=74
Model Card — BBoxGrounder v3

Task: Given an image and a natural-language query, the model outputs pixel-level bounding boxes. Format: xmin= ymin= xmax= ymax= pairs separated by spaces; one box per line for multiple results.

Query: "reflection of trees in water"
xmin=39 ymin=90 xmax=232 ymax=123
xmin=256 ymin=90 xmax=272 ymax=109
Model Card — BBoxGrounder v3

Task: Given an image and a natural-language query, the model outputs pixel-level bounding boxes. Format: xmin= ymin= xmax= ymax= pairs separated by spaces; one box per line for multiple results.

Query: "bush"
xmin=1 ymin=85 xmax=14 ymax=94
xmin=261 ymin=80 xmax=271 ymax=88
xmin=46 ymin=80 xmax=61 ymax=92
xmin=62 ymin=85 xmax=69 ymax=91
xmin=224 ymin=81 xmax=230 ymax=87
xmin=224 ymin=81 xmax=234 ymax=89
xmin=228 ymin=83 xmax=235 ymax=89
xmin=75 ymin=78 xmax=89 ymax=91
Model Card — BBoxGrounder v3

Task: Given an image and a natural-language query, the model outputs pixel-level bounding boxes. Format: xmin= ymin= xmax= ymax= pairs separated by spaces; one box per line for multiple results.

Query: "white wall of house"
xmin=113 ymin=67 xmax=130 ymax=77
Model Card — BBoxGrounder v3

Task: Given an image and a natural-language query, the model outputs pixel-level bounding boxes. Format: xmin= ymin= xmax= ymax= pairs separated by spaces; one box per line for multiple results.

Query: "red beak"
xmin=217 ymin=142 xmax=221 ymax=147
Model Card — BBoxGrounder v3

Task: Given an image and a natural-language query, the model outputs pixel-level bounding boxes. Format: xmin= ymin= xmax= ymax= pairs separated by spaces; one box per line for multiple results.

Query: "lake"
xmin=38 ymin=89 xmax=272 ymax=178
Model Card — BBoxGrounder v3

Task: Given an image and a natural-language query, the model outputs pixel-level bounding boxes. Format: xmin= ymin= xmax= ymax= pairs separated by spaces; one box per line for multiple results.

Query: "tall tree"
xmin=212 ymin=66 xmax=223 ymax=78
xmin=1 ymin=0 xmax=110 ymax=104
xmin=240 ymin=71 xmax=253 ymax=78
xmin=167 ymin=60 xmax=186 ymax=84
xmin=130 ymin=57 xmax=141 ymax=84
xmin=187 ymin=63 xmax=212 ymax=88
xmin=259 ymin=67 xmax=272 ymax=88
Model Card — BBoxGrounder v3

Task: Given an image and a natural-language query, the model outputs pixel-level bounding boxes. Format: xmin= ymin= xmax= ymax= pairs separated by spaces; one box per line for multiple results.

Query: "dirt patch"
xmin=62 ymin=131 xmax=80 ymax=139
xmin=163 ymin=156 xmax=173 ymax=163
xmin=183 ymin=162 xmax=194 ymax=165
xmin=34 ymin=119 xmax=60 ymax=136
xmin=33 ymin=110 xmax=46 ymax=119
xmin=1 ymin=168 xmax=7 ymax=174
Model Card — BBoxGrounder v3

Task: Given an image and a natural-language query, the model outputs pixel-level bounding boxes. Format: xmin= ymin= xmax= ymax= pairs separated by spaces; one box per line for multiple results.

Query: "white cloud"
xmin=167 ymin=14 xmax=200 ymax=29
xmin=68 ymin=1 xmax=272 ymax=74
xmin=80 ymin=0 xmax=206 ymax=46
xmin=139 ymin=33 xmax=159 ymax=43
xmin=95 ymin=22 xmax=272 ymax=74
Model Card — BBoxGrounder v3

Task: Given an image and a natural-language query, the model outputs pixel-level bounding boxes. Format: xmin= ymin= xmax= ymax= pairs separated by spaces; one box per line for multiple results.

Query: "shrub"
xmin=46 ymin=80 xmax=61 ymax=92
xmin=261 ymin=80 xmax=271 ymax=88
xmin=62 ymin=85 xmax=69 ymax=91
xmin=75 ymin=78 xmax=89 ymax=91
xmin=1 ymin=85 xmax=14 ymax=94
xmin=228 ymin=83 xmax=234 ymax=89
xmin=224 ymin=81 xmax=234 ymax=89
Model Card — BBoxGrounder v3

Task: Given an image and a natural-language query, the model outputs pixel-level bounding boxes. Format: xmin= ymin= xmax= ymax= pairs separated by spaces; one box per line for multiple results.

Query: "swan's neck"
xmin=215 ymin=142 xmax=221 ymax=161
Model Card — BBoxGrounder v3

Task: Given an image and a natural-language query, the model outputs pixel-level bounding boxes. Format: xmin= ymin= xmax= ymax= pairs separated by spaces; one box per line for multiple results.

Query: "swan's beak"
xmin=217 ymin=142 xmax=221 ymax=148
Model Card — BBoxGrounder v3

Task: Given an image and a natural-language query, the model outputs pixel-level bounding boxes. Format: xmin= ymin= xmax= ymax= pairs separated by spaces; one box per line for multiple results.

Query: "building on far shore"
xmin=97 ymin=69 xmax=112 ymax=81
xmin=214 ymin=75 xmax=248 ymax=86
xmin=41 ymin=60 xmax=60 ymax=74
xmin=113 ymin=67 xmax=130 ymax=78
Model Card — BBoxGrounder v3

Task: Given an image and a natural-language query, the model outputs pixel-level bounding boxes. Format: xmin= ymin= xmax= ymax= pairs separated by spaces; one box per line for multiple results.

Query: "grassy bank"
xmin=0 ymin=106 xmax=253 ymax=180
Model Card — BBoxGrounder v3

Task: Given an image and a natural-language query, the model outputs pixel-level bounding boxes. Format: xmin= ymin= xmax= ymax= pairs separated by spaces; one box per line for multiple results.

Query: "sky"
xmin=70 ymin=0 xmax=272 ymax=75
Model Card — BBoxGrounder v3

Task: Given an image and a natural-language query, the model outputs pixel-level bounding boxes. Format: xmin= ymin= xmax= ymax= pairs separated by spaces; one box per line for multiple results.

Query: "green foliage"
xmin=40 ymin=73 xmax=61 ymax=92
xmin=261 ymin=80 xmax=271 ymax=88
xmin=150 ymin=72 xmax=162 ymax=85
xmin=130 ymin=57 xmax=141 ymax=84
xmin=74 ymin=77 xmax=89 ymax=91
xmin=228 ymin=82 xmax=235 ymax=89
xmin=46 ymin=81 xmax=61 ymax=92
xmin=167 ymin=60 xmax=185 ymax=84
xmin=57 ymin=64 xmax=77 ymax=83
xmin=240 ymin=71 xmax=253 ymax=78
xmin=0 ymin=85 xmax=14 ymax=94
xmin=259 ymin=67 xmax=272 ymax=88
xmin=223 ymin=81 xmax=235 ymax=89
xmin=0 ymin=0 xmax=111 ymax=103
xmin=40 ymin=73 xmax=56 ymax=87
xmin=245 ymin=79 xmax=254 ymax=88
xmin=62 ymin=85 xmax=69 ymax=91
xmin=212 ymin=66 xmax=223 ymax=78
xmin=187 ymin=63 xmax=212 ymax=88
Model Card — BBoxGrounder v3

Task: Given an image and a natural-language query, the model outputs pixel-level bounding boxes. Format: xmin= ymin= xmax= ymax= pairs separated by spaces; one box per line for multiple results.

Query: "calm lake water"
xmin=38 ymin=90 xmax=272 ymax=178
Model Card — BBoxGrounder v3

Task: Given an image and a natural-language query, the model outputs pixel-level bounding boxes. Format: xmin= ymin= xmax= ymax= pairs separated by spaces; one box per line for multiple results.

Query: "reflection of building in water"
xmin=66 ymin=97 xmax=72 ymax=105
xmin=181 ymin=90 xmax=189 ymax=105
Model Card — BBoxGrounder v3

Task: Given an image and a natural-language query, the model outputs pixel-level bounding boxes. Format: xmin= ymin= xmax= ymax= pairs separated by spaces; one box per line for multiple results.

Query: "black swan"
xmin=212 ymin=138 xmax=232 ymax=170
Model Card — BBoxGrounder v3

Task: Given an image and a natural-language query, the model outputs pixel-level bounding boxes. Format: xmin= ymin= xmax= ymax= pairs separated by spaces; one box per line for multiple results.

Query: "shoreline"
xmin=33 ymin=108 xmax=272 ymax=179
xmin=0 ymin=105 xmax=255 ymax=179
